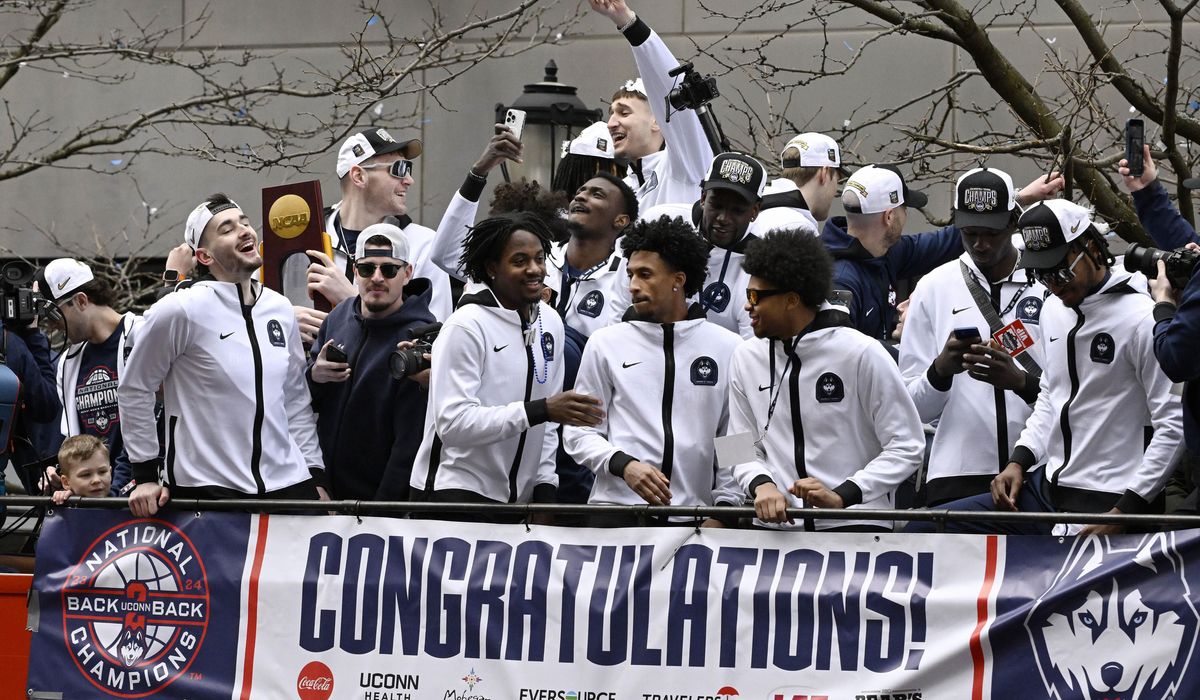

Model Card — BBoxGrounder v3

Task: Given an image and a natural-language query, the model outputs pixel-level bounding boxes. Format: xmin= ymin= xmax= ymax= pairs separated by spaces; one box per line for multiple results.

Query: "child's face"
xmin=62 ymin=452 xmax=112 ymax=498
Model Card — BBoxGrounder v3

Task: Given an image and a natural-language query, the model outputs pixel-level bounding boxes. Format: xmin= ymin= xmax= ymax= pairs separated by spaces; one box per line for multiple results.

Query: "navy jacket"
xmin=308 ymin=279 xmax=436 ymax=500
xmin=3 ymin=326 xmax=62 ymax=493
xmin=1134 ymin=181 xmax=1200 ymax=453
xmin=819 ymin=217 xmax=962 ymax=341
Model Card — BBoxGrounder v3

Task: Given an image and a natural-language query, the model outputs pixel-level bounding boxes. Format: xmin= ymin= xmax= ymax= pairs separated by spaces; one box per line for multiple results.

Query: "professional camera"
xmin=666 ymin=62 xmax=719 ymax=112
xmin=389 ymin=322 xmax=442 ymax=380
xmin=0 ymin=261 xmax=40 ymax=327
xmin=1124 ymin=244 xmax=1200 ymax=289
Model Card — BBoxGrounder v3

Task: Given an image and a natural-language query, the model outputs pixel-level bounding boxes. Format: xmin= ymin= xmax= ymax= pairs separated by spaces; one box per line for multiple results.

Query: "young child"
xmin=52 ymin=434 xmax=113 ymax=504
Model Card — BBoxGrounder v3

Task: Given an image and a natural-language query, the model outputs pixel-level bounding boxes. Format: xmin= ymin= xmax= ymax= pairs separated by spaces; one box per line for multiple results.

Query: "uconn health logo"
xmin=61 ymin=519 xmax=210 ymax=697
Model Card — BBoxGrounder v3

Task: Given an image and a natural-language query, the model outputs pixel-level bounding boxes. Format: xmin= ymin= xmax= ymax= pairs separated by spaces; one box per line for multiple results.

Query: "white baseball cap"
xmin=184 ymin=196 xmax=241 ymax=249
xmin=39 ymin=258 xmax=95 ymax=302
xmin=355 ymin=223 xmax=410 ymax=263
xmin=561 ymin=122 xmax=615 ymax=160
xmin=336 ymin=128 xmax=422 ymax=179
xmin=843 ymin=164 xmax=928 ymax=214
xmin=781 ymin=132 xmax=844 ymax=172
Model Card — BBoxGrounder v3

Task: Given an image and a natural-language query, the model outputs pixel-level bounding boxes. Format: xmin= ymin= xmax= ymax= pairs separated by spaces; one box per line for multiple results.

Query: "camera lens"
xmin=1123 ymin=244 xmax=1168 ymax=279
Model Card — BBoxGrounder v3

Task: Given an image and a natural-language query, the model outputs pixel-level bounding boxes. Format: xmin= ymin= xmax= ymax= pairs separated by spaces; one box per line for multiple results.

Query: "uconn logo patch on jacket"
xmin=1090 ymin=332 xmax=1115 ymax=364
xmin=701 ymin=281 xmax=731 ymax=313
xmin=577 ymin=290 xmax=604 ymax=318
xmin=815 ymin=372 xmax=845 ymax=403
xmin=690 ymin=356 xmax=718 ymax=386
xmin=1016 ymin=295 xmax=1043 ymax=324
xmin=267 ymin=319 xmax=286 ymax=348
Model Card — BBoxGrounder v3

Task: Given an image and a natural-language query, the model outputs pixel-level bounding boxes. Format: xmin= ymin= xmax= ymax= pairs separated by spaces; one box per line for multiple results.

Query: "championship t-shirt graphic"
xmin=76 ymin=364 xmax=120 ymax=436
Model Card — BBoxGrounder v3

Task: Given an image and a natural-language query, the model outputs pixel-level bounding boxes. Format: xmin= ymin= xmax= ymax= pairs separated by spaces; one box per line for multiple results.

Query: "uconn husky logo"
xmin=1026 ymin=533 xmax=1198 ymax=699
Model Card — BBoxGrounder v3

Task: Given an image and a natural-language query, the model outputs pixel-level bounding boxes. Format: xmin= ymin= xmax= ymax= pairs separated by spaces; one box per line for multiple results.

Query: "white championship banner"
xmin=26 ymin=510 xmax=1200 ymax=699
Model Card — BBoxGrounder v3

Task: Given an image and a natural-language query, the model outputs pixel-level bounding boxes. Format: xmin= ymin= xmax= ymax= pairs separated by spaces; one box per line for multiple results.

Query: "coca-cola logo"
xmin=297 ymin=660 xmax=334 ymax=700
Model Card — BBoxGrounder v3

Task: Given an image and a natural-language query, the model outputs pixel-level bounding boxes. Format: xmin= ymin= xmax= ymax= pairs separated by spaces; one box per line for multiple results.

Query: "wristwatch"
xmin=162 ymin=270 xmax=185 ymax=283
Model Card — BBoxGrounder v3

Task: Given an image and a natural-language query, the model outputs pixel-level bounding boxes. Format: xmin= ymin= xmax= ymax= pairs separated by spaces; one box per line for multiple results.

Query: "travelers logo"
xmin=1026 ymin=533 xmax=1198 ymax=699
xmin=62 ymin=519 xmax=209 ymax=697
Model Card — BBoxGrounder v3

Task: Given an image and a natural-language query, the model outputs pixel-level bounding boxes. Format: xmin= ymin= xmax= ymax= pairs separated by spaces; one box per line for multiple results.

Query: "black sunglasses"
xmin=359 ymin=159 xmax=414 ymax=179
xmin=746 ymin=288 xmax=789 ymax=305
xmin=1029 ymin=249 xmax=1085 ymax=287
xmin=355 ymin=262 xmax=403 ymax=279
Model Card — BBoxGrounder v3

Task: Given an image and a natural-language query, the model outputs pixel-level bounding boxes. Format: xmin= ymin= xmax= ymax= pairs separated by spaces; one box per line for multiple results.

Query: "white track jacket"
xmin=564 ymin=309 xmax=742 ymax=511
xmin=728 ymin=316 xmax=924 ymax=529
xmin=118 ymin=281 xmax=323 ymax=493
xmin=1010 ymin=270 xmax=1183 ymax=514
xmin=411 ymin=289 xmax=564 ymax=503
xmin=899 ymin=255 xmax=1048 ymax=504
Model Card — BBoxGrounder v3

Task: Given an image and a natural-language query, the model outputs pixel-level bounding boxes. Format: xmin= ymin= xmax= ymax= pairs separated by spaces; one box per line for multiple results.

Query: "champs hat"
xmin=336 ymin=128 xmax=423 ymax=178
xmin=702 ymin=152 xmax=767 ymax=203
xmin=38 ymin=258 xmax=94 ymax=303
xmin=561 ymin=121 xmax=614 ymax=159
xmin=184 ymin=197 xmax=241 ymax=249
xmin=1015 ymin=199 xmax=1093 ymax=269
xmin=355 ymin=222 xmax=410 ymax=263
xmin=780 ymin=132 xmax=845 ymax=173
xmin=953 ymin=167 xmax=1017 ymax=230
xmin=843 ymin=164 xmax=928 ymax=214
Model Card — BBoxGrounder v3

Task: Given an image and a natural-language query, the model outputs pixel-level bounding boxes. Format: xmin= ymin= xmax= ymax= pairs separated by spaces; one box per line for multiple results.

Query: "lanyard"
xmin=763 ymin=337 xmax=800 ymax=436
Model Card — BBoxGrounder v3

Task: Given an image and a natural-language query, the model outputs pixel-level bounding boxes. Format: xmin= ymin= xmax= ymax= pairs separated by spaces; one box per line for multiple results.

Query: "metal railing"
xmin=4 ymin=495 xmax=1200 ymax=529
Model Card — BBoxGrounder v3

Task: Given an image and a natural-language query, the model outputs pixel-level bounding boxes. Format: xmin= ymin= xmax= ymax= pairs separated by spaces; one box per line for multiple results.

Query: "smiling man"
xmin=728 ymin=229 xmax=924 ymax=531
xmin=589 ymin=0 xmax=713 ymax=212
xmin=899 ymin=167 xmax=1049 ymax=505
xmin=120 ymin=193 xmax=327 ymax=516
xmin=307 ymin=223 xmax=436 ymax=501
xmin=295 ymin=128 xmax=452 ymax=348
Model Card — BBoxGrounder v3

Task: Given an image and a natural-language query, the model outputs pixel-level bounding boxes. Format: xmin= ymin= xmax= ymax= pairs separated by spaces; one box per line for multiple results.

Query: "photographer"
xmin=308 ymin=223 xmax=435 ymax=501
xmin=1120 ymin=146 xmax=1200 ymax=502
xmin=0 ymin=267 xmax=61 ymax=494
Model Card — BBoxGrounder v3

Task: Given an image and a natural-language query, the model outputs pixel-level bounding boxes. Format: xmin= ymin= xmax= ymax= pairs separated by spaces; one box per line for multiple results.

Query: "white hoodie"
xmin=1010 ymin=270 xmax=1182 ymax=514
xmin=410 ymin=289 xmax=564 ymax=503
xmin=728 ymin=315 xmax=924 ymax=529
xmin=564 ymin=309 xmax=742 ymax=512
xmin=118 ymin=281 xmax=323 ymax=493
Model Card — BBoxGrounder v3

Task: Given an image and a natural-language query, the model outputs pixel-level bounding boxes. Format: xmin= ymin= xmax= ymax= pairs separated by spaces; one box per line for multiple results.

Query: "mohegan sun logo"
xmin=62 ymin=519 xmax=209 ymax=697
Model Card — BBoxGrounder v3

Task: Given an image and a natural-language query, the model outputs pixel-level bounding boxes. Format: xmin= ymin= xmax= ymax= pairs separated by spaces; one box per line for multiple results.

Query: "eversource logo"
xmin=519 ymin=691 xmax=616 ymax=700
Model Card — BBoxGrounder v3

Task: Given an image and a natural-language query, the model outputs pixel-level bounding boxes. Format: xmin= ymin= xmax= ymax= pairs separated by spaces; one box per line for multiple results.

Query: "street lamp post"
xmin=495 ymin=60 xmax=601 ymax=188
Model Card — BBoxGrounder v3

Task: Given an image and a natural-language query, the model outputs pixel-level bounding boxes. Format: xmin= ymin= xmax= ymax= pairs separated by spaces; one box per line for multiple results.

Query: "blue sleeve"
xmin=831 ymin=262 xmax=865 ymax=328
xmin=1154 ymin=264 xmax=1200 ymax=382
xmin=887 ymin=225 xmax=963 ymax=280
xmin=1132 ymin=180 xmax=1200 ymax=249
xmin=306 ymin=313 xmax=332 ymax=405
xmin=108 ymin=428 xmax=132 ymax=495
xmin=5 ymin=329 xmax=61 ymax=423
